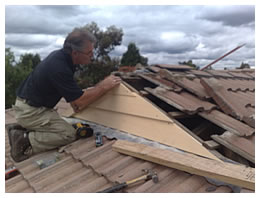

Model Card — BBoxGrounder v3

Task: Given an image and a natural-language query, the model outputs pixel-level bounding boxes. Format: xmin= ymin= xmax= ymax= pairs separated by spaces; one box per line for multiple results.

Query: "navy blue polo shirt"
xmin=16 ymin=49 xmax=84 ymax=108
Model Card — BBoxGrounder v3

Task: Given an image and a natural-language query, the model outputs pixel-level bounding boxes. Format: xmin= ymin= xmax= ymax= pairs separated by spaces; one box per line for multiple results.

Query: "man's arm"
xmin=70 ymin=75 xmax=121 ymax=113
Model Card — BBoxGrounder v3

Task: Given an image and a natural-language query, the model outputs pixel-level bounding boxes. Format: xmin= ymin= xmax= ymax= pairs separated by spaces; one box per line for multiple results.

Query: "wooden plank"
xmin=139 ymin=90 xmax=149 ymax=96
xmin=112 ymin=140 xmax=255 ymax=190
xmin=73 ymin=83 xmax=219 ymax=160
xmin=192 ymin=122 xmax=212 ymax=136
xmin=138 ymin=73 xmax=173 ymax=90
xmin=199 ymin=110 xmax=254 ymax=137
xmin=202 ymin=140 xmax=220 ymax=150
xmin=211 ymin=131 xmax=255 ymax=163
xmin=168 ymin=111 xmax=190 ymax=119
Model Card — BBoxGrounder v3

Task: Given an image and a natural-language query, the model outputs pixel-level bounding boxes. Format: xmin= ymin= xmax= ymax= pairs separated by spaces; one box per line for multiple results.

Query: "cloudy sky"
xmin=5 ymin=5 xmax=255 ymax=69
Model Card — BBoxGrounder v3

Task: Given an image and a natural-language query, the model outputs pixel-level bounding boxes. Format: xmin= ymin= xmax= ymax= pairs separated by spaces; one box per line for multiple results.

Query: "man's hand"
xmin=97 ymin=75 xmax=121 ymax=91
xmin=70 ymin=75 xmax=121 ymax=113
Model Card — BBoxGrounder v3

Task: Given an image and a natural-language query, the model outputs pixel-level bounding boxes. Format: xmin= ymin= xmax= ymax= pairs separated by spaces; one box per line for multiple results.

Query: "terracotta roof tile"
xmin=6 ymin=68 xmax=255 ymax=193
xmin=5 ymin=174 xmax=33 ymax=193
xmin=5 ymin=134 xmax=236 ymax=193
xmin=201 ymin=78 xmax=254 ymax=127
xmin=199 ymin=110 xmax=254 ymax=137
xmin=138 ymin=73 xmax=182 ymax=91
xmin=212 ymin=131 xmax=255 ymax=163
xmin=145 ymin=87 xmax=216 ymax=114
xmin=170 ymin=175 xmax=208 ymax=193
xmin=227 ymin=71 xmax=253 ymax=79
xmin=220 ymin=78 xmax=255 ymax=92
xmin=188 ymin=70 xmax=213 ymax=77
xmin=156 ymin=64 xmax=193 ymax=70
xmin=206 ymin=70 xmax=234 ymax=78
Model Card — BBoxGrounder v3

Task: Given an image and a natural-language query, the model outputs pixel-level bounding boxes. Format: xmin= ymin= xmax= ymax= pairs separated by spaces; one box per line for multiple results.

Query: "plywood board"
xmin=72 ymin=83 xmax=219 ymax=160
xmin=112 ymin=140 xmax=255 ymax=190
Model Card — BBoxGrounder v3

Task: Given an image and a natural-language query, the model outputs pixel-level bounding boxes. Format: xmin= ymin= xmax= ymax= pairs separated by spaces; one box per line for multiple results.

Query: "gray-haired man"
xmin=8 ymin=28 xmax=121 ymax=162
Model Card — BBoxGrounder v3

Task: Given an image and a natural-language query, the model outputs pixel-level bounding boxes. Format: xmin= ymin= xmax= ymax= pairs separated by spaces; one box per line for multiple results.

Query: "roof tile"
xmin=199 ymin=110 xmax=254 ymax=136
xmin=145 ymin=87 xmax=216 ymax=114
xmin=201 ymin=78 xmax=254 ymax=127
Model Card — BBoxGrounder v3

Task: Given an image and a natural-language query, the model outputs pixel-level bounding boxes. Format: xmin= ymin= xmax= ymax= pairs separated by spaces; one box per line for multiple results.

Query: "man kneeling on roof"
xmin=7 ymin=27 xmax=121 ymax=162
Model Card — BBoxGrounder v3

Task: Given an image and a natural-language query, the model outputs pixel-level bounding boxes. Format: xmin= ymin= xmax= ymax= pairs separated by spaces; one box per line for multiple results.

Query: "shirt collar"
xmin=61 ymin=48 xmax=79 ymax=73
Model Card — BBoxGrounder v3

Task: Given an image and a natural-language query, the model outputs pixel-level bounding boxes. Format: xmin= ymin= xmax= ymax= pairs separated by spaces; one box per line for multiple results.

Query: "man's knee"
xmin=61 ymin=124 xmax=77 ymax=143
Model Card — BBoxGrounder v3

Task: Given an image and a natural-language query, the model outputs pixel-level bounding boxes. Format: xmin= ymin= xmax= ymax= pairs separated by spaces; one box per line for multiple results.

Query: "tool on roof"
xmin=73 ymin=123 xmax=93 ymax=139
xmin=200 ymin=44 xmax=246 ymax=71
xmin=95 ymin=132 xmax=103 ymax=147
xmin=35 ymin=153 xmax=61 ymax=169
xmin=97 ymin=169 xmax=158 ymax=193
xmin=5 ymin=166 xmax=19 ymax=180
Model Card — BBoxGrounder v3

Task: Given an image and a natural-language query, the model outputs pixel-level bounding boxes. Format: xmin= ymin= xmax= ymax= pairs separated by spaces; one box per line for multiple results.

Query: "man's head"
xmin=63 ymin=27 xmax=96 ymax=65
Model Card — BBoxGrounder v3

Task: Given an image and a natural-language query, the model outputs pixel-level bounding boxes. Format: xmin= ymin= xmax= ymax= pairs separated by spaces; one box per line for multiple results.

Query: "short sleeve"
xmin=50 ymin=71 xmax=83 ymax=102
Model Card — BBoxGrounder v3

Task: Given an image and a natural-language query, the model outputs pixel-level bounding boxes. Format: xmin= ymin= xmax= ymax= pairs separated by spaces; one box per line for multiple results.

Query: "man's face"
xmin=72 ymin=41 xmax=94 ymax=65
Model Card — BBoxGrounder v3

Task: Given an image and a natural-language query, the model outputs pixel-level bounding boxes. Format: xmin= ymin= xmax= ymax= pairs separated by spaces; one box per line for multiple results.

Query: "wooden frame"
xmin=71 ymin=83 xmax=218 ymax=160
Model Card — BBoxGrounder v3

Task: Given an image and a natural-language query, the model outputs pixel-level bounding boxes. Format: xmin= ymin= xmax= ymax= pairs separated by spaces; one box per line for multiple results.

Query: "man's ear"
xmin=71 ymin=50 xmax=78 ymax=57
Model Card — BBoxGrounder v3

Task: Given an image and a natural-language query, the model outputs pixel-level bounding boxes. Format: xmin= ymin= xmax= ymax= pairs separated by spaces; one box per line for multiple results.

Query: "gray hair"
xmin=63 ymin=27 xmax=96 ymax=53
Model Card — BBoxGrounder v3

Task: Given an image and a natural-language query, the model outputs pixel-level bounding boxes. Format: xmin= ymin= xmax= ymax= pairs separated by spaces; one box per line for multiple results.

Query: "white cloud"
xmin=5 ymin=5 xmax=255 ymax=68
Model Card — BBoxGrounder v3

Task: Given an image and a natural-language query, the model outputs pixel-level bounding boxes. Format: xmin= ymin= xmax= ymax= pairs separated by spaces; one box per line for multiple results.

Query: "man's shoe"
xmin=7 ymin=128 xmax=32 ymax=162
xmin=6 ymin=123 xmax=27 ymax=134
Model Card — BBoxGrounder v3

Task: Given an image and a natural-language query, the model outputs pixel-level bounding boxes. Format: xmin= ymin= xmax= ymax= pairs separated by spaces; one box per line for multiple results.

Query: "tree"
xmin=120 ymin=42 xmax=148 ymax=66
xmin=178 ymin=60 xmax=198 ymax=69
xmin=5 ymin=48 xmax=17 ymax=108
xmin=75 ymin=22 xmax=123 ymax=88
xmin=18 ymin=53 xmax=41 ymax=71
xmin=5 ymin=49 xmax=41 ymax=109
xmin=237 ymin=62 xmax=250 ymax=69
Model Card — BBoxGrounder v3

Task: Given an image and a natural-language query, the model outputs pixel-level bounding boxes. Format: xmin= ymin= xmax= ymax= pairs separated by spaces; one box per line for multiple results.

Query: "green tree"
xmin=18 ymin=53 xmax=41 ymax=71
xmin=237 ymin=62 xmax=250 ymax=69
xmin=178 ymin=60 xmax=198 ymax=69
xmin=5 ymin=48 xmax=17 ymax=109
xmin=5 ymin=49 xmax=41 ymax=109
xmin=75 ymin=22 xmax=123 ymax=88
xmin=120 ymin=42 xmax=148 ymax=66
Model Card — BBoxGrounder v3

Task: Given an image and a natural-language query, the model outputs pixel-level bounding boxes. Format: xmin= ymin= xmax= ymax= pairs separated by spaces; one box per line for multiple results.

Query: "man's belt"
xmin=17 ymin=97 xmax=41 ymax=107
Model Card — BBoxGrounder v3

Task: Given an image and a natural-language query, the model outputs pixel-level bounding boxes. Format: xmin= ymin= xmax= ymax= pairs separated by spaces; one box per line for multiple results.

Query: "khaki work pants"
xmin=13 ymin=99 xmax=76 ymax=154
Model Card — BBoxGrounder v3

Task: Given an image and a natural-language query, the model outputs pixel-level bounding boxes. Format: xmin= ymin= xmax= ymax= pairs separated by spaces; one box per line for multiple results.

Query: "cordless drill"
xmin=73 ymin=123 xmax=93 ymax=139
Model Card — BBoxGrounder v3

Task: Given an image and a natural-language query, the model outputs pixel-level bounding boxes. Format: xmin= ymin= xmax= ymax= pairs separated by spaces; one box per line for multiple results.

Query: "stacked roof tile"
xmin=5 ymin=132 xmax=234 ymax=193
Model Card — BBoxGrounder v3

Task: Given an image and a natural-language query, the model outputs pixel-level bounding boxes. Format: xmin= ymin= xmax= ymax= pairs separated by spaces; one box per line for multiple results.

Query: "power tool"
xmin=95 ymin=132 xmax=103 ymax=147
xmin=73 ymin=123 xmax=93 ymax=139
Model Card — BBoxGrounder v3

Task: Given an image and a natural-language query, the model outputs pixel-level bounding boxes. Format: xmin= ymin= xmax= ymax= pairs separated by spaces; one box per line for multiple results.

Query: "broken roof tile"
xmin=138 ymin=73 xmax=182 ymax=91
xmin=158 ymin=69 xmax=210 ymax=99
xmin=199 ymin=110 xmax=254 ymax=137
xmin=211 ymin=131 xmax=255 ymax=163
xmin=145 ymin=87 xmax=216 ymax=114
xmin=201 ymin=78 xmax=254 ymax=127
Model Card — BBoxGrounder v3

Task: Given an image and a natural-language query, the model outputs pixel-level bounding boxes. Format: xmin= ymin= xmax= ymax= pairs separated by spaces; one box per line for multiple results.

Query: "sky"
xmin=5 ymin=5 xmax=255 ymax=69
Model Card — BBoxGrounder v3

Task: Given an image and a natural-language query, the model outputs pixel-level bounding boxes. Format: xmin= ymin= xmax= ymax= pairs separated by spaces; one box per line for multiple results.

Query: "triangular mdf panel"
xmin=73 ymin=83 xmax=218 ymax=160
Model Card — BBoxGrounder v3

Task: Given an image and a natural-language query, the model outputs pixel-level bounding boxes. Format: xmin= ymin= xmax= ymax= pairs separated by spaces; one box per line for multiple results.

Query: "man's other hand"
xmin=98 ymin=75 xmax=121 ymax=91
